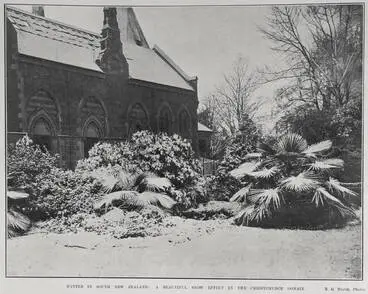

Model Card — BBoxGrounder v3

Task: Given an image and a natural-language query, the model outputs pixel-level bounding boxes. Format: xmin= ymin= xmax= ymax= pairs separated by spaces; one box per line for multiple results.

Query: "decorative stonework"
xmin=28 ymin=109 xmax=57 ymax=136
xmin=128 ymin=102 xmax=149 ymax=135
xmin=96 ymin=7 xmax=128 ymax=76
xmin=26 ymin=89 xmax=59 ymax=133
xmin=31 ymin=6 xmax=45 ymax=17
xmin=79 ymin=96 xmax=107 ymax=137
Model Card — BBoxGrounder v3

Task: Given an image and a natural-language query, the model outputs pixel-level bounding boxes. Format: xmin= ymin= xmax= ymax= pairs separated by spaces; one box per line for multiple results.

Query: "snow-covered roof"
xmin=7 ymin=6 xmax=195 ymax=91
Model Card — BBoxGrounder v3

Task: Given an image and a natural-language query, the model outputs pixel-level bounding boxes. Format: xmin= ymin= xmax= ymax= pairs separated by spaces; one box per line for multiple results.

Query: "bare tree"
xmin=198 ymin=56 xmax=265 ymax=157
xmin=198 ymin=96 xmax=227 ymax=157
xmin=260 ymin=5 xmax=362 ymax=112
xmin=205 ymin=56 xmax=264 ymax=137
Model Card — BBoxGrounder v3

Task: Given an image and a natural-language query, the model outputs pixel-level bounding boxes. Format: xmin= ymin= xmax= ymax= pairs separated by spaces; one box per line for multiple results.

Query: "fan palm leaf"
xmin=234 ymin=205 xmax=256 ymax=225
xmin=235 ymin=203 xmax=270 ymax=225
xmin=229 ymin=161 xmax=260 ymax=179
xmin=309 ymin=159 xmax=344 ymax=171
xmin=133 ymin=172 xmax=156 ymax=188
xmin=94 ymin=190 xmax=141 ymax=212
xmin=248 ymin=166 xmax=279 ymax=179
xmin=302 ymin=140 xmax=332 ymax=156
xmin=234 ymin=204 xmax=270 ymax=225
xmin=311 ymin=189 xmax=325 ymax=207
xmin=330 ymin=203 xmax=357 ymax=220
xmin=90 ymin=169 xmax=117 ymax=192
xmin=114 ymin=170 xmax=137 ymax=190
xmin=275 ymin=133 xmax=308 ymax=153
xmin=94 ymin=190 xmax=177 ymax=213
xmin=135 ymin=175 xmax=171 ymax=193
xmin=312 ymin=187 xmax=356 ymax=219
xmin=326 ymin=178 xmax=359 ymax=198
xmin=252 ymin=203 xmax=270 ymax=224
xmin=91 ymin=168 xmax=135 ymax=193
xmin=137 ymin=192 xmax=177 ymax=209
xmin=7 ymin=208 xmax=31 ymax=238
xmin=313 ymin=187 xmax=344 ymax=206
xmin=247 ymin=188 xmax=282 ymax=210
xmin=230 ymin=184 xmax=252 ymax=202
xmin=280 ymin=172 xmax=321 ymax=192
xmin=101 ymin=174 xmax=120 ymax=192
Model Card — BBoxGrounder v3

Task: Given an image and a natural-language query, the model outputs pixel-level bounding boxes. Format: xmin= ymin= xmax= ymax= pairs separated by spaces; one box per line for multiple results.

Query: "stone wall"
xmin=8 ymin=54 xmax=109 ymax=168
xmin=6 ymin=19 xmax=21 ymax=134
xmin=126 ymin=81 xmax=199 ymax=151
xmin=7 ymin=57 xmax=198 ymax=169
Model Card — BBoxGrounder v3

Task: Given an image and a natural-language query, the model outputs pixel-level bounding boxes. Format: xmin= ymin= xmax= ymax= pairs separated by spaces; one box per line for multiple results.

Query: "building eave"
xmin=153 ymin=45 xmax=197 ymax=85
xmin=128 ymin=77 xmax=195 ymax=94
xmin=18 ymin=54 xmax=105 ymax=78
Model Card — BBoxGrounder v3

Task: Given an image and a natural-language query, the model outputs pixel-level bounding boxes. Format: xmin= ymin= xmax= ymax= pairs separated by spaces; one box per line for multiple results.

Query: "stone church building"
xmin=7 ymin=6 xmax=211 ymax=168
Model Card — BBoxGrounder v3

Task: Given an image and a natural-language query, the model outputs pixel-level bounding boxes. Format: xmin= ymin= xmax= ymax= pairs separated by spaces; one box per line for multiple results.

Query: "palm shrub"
xmin=36 ymin=168 xmax=176 ymax=236
xmin=7 ymin=173 xmax=32 ymax=238
xmin=209 ymin=129 xmax=261 ymax=201
xmin=230 ymin=133 xmax=359 ymax=228
xmin=90 ymin=167 xmax=177 ymax=215
xmin=7 ymin=208 xmax=31 ymax=238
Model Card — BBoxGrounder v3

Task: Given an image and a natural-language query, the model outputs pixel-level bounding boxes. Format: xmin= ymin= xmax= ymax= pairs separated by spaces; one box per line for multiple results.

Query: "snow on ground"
xmin=7 ymin=218 xmax=361 ymax=279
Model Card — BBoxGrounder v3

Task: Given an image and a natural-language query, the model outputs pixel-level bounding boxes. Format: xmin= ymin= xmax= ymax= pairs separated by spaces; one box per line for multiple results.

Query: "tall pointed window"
xmin=159 ymin=107 xmax=172 ymax=134
xmin=178 ymin=110 xmax=191 ymax=138
xmin=32 ymin=117 xmax=53 ymax=151
xmin=129 ymin=103 xmax=148 ymax=135
xmin=84 ymin=122 xmax=101 ymax=157
xmin=27 ymin=90 xmax=59 ymax=153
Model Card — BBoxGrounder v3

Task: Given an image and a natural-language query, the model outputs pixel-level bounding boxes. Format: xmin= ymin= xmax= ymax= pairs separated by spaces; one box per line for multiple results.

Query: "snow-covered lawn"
xmin=7 ymin=219 xmax=361 ymax=279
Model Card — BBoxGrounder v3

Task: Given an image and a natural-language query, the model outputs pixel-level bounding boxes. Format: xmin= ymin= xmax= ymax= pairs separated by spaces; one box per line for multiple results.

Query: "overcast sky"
xmin=13 ymin=5 xmax=283 ymax=129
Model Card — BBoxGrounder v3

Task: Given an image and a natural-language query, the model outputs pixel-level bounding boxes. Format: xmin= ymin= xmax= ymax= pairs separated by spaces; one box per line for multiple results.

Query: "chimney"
xmin=32 ymin=6 xmax=45 ymax=17
xmin=96 ymin=7 xmax=128 ymax=75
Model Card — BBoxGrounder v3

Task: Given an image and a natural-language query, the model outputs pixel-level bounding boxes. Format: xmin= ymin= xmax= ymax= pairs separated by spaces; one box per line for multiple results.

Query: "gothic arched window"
xmin=84 ymin=121 xmax=101 ymax=157
xmin=79 ymin=96 xmax=106 ymax=132
xmin=85 ymin=122 xmax=100 ymax=138
xmin=27 ymin=90 xmax=59 ymax=133
xmin=31 ymin=117 xmax=53 ymax=151
xmin=159 ymin=107 xmax=172 ymax=134
xmin=129 ymin=103 xmax=148 ymax=135
xmin=178 ymin=109 xmax=191 ymax=138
